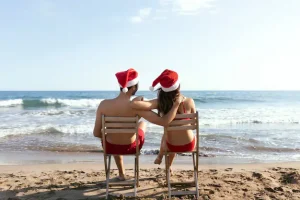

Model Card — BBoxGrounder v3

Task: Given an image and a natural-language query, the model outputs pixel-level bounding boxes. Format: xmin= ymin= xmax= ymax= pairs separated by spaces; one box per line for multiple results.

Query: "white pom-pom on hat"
xmin=122 ymin=87 xmax=128 ymax=93
xmin=149 ymin=86 xmax=154 ymax=91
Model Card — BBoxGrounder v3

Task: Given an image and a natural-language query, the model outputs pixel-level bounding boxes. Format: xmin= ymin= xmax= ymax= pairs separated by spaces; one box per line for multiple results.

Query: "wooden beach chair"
xmin=101 ymin=115 xmax=140 ymax=199
xmin=164 ymin=112 xmax=199 ymax=199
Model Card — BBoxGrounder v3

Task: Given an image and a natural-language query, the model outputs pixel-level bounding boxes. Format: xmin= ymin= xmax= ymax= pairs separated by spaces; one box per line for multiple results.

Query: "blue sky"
xmin=0 ymin=0 xmax=299 ymax=90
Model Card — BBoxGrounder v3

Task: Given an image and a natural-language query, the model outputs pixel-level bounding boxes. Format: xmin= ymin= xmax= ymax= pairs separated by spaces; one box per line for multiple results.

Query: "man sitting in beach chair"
xmin=93 ymin=68 xmax=182 ymax=180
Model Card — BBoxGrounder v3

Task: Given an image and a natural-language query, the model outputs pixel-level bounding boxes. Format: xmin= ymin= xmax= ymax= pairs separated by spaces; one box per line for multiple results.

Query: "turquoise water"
xmin=0 ymin=91 xmax=300 ymax=163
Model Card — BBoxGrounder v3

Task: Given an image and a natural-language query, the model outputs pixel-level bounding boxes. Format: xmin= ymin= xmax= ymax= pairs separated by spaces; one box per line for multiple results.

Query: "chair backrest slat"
xmin=105 ymin=129 xmax=137 ymax=134
xmin=167 ymin=125 xmax=197 ymax=131
xmin=105 ymin=117 xmax=136 ymax=122
xmin=105 ymin=123 xmax=137 ymax=128
xmin=169 ymin=119 xmax=196 ymax=126
xmin=175 ymin=113 xmax=197 ymax=119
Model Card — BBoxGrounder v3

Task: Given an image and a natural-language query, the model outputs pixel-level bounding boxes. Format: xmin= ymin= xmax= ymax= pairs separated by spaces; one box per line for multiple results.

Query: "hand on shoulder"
xmin=132 ymin=96 xmax=144 ymax=101
xmin=174 ymin=94 xmax=184 ymax=105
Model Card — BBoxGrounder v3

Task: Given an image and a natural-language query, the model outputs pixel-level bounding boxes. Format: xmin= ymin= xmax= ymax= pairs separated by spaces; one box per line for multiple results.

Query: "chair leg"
xmin=136 ymin=155 xmax=139 ymax=187
xmin=106 ymin=155 xmax=111 ymax=199
xmin=104 ymin=154 xmax=108 ymax=199
xmin=165 ymin=153 xmax=168 ymax=185
xmin=192 ymin=152 xmax=196 ymax=185
xmin=193 ymin=153 xmax=199 ymax=199
xmin=108 ymin=155 xmax=111 ymax=171
xmin=104 ymin=154 xmax=108 ymax=174
xmin=134 ymin=157 xmax=137 ymax=197
xmin=195 ymin=152 xmax=199 ymax=199
xmin=192 ymin=152 xmax=195 ymax=170
xmin=166 ymin=154 xmax=171 ymax=200
xmin=195 ymin=171 xmax=199 ymax=199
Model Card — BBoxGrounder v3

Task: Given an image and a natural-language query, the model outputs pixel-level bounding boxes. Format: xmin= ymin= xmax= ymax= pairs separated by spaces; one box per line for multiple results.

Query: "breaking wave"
xmin=0 ymin=98 xmax=103 ymax=108
xmin=0 ymin=99 xmax=23 ymax=107
xmin=194 ymin=97 xmax=264 ymax=104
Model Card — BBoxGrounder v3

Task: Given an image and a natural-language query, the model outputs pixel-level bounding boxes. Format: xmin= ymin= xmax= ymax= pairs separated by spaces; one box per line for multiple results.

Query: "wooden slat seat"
xmin=171 ymin=181 xmax=195 ymax=186
xmin=109 ymin=181 xmax=135 ymax=187
xmin=171 ymin=191 xmax=197 ymax=196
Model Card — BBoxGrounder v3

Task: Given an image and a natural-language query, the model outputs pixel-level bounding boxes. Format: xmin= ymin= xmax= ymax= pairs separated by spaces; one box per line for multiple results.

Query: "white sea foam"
xmin=20 ymin=109 xmax=96 ymax=117
xmin=40 ymin=98 xmax=103 ymax=108
xmin=197 ymin=107 xmax=300 ymax=126
xmin=0 ymin=124 xmax=94 ymax=138
xmin=0 ymin=99 xmax=23 ymax=107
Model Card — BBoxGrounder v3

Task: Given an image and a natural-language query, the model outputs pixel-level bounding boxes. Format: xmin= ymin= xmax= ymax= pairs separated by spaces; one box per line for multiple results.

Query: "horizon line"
xmin=1 ymin=90 xmax=300 ymax=92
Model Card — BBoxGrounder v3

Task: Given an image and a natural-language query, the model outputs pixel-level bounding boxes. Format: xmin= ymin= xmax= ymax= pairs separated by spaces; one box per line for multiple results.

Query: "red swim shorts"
xmin=166 ymin=136 xmax=196 ymax=152
xmin=102 ymin=129 xmax=145 ymax=155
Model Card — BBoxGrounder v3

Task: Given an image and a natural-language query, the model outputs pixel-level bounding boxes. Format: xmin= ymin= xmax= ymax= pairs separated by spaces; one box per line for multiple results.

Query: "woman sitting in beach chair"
xmin=131 ymin=69 xmax=196 ymax=170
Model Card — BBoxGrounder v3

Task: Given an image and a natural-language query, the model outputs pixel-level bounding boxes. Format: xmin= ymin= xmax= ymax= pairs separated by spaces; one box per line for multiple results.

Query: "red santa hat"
xmin=115 ymin=68 xmax=139 ymax=93
xmin=150 ymin=69 xmax=180 ymax=92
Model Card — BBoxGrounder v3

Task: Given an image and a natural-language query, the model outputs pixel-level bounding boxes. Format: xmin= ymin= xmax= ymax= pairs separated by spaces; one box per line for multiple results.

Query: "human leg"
xmin=113 ymin=155 xmax=125 ymax=180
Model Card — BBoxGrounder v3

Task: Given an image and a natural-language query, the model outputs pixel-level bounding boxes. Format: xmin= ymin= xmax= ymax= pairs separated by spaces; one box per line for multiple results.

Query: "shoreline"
xmin=1 ymin=150 xmax=300 ymax=166
xmin=0 ymin=162 xmax=299 ymax=199
xmin=1 ymin=161 xmax=300 ymax=172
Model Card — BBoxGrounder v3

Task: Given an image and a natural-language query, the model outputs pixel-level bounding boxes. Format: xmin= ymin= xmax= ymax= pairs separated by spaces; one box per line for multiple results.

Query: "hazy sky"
xmin=0 ymin=0 xmax=299 ymax=90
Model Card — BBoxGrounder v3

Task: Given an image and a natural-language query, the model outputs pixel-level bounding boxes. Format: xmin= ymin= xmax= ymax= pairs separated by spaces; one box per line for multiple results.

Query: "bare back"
xmin=167 ymin=97 xmax=195 ymax=145
xmin=96 ymin=97 xmax=139 ymax=145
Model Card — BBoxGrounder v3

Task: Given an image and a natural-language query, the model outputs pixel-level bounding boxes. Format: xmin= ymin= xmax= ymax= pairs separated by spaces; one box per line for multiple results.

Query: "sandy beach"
xmin=1 ymin=161 xmax=299 ymax=200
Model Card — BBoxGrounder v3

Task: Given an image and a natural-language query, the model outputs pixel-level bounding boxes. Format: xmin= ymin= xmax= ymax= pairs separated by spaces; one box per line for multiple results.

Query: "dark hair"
xmin=157 ymin=85 xmax=180 ymax=116
xmin=120 ymin=83 xmax=139 ymax=94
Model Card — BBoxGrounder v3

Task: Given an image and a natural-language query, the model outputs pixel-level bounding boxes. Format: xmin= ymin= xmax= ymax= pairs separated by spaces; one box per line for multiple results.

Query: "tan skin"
xmin=130 ymin=94 xmax=196 ymax=170
xmin=93 ymin=85 xmax=183 ymax=180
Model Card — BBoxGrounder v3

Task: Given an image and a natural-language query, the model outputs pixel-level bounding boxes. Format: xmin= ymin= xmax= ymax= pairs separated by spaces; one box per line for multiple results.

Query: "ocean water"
xmin=0 ymin=91 xmax=300 ymax=164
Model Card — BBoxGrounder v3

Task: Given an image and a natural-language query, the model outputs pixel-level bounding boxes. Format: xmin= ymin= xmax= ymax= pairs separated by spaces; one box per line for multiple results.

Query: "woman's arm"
xmin=130 ymin=98 xmax=158 ymax=110
xmin=135 ymin=96 xmax=183 ymax=126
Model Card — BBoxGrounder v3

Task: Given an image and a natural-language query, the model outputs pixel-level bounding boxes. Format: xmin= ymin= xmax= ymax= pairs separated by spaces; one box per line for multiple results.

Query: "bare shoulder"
xmin=183 ymin=97 xmax=195 ymax=110
xmin=184 ymin=97 xmax=195 ymax=105
xmin=96 ymin=99 xmax=108 ymax=114
xmin=99 ymin=99 xmax=109 ymax=106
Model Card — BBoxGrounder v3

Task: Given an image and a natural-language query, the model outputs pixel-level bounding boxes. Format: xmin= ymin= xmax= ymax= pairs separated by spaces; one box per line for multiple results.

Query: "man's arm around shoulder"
xmin=135 ymin=99 xmax=181 ymax=127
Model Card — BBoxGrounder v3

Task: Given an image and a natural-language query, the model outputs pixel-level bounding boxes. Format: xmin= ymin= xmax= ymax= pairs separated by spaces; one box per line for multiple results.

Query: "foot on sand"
xmin=170 ymin=168 xmax=173 ymax=176
xmin=116 ymin=174 xmax=126 ymax=181
xmin=154 ymin=155 xmax=163 ymax=165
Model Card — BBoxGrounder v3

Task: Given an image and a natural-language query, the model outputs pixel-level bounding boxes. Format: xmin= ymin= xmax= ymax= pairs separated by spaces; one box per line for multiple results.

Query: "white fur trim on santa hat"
xmin=119 ymin=77 xmax=139 ymax=88
xmin=127 ymin=77 xmax=139 ymax=87
xmin=161 ymin=79 xmax=180 ymax=92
